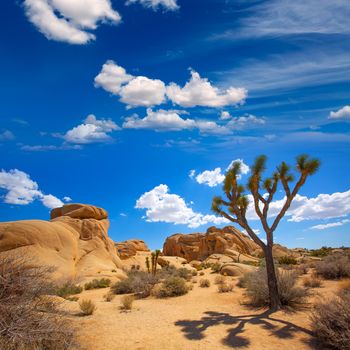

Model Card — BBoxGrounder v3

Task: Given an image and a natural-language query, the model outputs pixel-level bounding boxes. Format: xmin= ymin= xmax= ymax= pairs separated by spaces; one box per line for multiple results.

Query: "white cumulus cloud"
xmin=0 ymin=169 xmax=63 ymax=209
xmin=24 ymin=0 xmax=121 ymax=44
xmin=167 ymin=70 xmax=247 ymax=107
xmin=310 ymin=219 xmax=350 ymax=230
xmin=220 ymin=111 xmax=232 ymax=120
xmin=329 ymin=105 xmax=350 ymax=120
xmin=135 ymin=184 xmax=228 ymax=228
xmin=226 ymin=114 xmax=266 ymax=130
xmin=126 ymin=0 xmax=179 ymax=11
xmin=63 ymin=114 xmax=120 ymax=144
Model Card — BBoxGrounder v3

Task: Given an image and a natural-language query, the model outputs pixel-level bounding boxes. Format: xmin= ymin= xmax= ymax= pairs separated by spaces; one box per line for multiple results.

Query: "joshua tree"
xmin=145 ymin=256 xmax=150 ymax=273
xmin=150 ymin=250 xmax=161 ymax=275
xmin=212 ymin=154 xmax=320 ymax=310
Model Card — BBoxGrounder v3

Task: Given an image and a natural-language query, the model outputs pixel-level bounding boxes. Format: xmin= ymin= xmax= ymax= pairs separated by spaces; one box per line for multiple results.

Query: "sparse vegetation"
xmin=303 ymin=275 xmax=323 ymax=288
xmin=103 ymin=292 xmax=115 ymax=302
xmin=243 ymin=268 xmax=309 ymax=307
xmin=84 ymin=278 xmax=111 ymax=290
xmin=152 ymin=277 xmax=189 ymax=298
xmin=120 ymin=295 xmax=134 ymax=310
xmin=315 ymin=254 xmax=350 ymax=280
xmin=199 ymin=279 xmax=211 ymax=288
xmin=310 ymin=246 xmax=333 ymax=257
xmin=211 ymin=263 xmax=221 ymax=273
xmin=79 ymin=299 xmax=96 ymax=316
xmin=0 ymin=254 xmax=75 ymax=350
xmin=214 ymin=275 xmax=226 ymax=285
xmin=54 ymin=282 xmax=83 ymax=299
xmin=311 ymin=292 xmax=350 ymax=350
xmin=218 ymin=283 xmax=234 ymax=293
xmin=278 ymin=256 xmax=297 ymax=265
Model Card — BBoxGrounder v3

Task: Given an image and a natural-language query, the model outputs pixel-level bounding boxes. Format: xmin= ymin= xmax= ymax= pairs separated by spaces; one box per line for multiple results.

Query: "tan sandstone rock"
xmin=115 ymin=239 xmax=150 ymax=259
xmin=0 ymin=204 xmax=124 ymax=281
xmin=220 ymin=263 xmax=256 ymax=276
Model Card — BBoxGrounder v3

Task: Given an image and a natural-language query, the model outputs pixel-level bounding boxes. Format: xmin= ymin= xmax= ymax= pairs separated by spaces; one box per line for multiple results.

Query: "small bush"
xmin=211 ymin=263 xmax=221 ymax=273
xmin=244 ymin=268 xmax=308 ymax=307
xmin=296 ymin=264 xmax=309 ymax=275
xmin=120 ymin=295 xmax=134 ymax=310
xmin=214 ymin=275 xmax=226 ymax=285
xmin=84 ymin=278 xmax=111 ymax=290
xmin=153 ymin=277 xmax=189 ymax=298
xmin=192 ymin=278 xmax=198 ymax=284
xmin=311 ymin=293 xmax=350 ymax=350
xmin=199 ymin=279 xmax=211 ymax=288
xmin=315 ymin=254 xmax=350 ymax=280
xmin=79 ymin=299 xmax=96 ymax=316
xmin=103 ymin=292 xmax=115 ymax=302
xmin=237 ymin=272 xmax=254 ymax=288
xmin=310 ymin=246 xmax=333 ymax=257
xmin=177 ymin=267 xmax=193 ymax=281
xmin=218 ymin=283 xmax=234 ymax=293
xmin=55 ymin=282 xmax=83 ymax=299
xmin=66 ymin=296 xmax=79 ymax=302
xmin=303 ymin=275 xmax=322 ymax=288
xmin=278 ymin=256 xmax=297 ymax=265
xmin=191 ymin=270 xmax=198 ymax=276
xmin=199 ymin=271 xmax=205 ymax=276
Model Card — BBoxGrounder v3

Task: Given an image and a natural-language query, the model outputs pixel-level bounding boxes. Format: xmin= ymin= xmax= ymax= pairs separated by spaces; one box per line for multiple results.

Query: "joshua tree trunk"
xmin=264 ymin=245 xmax=281 ymax=310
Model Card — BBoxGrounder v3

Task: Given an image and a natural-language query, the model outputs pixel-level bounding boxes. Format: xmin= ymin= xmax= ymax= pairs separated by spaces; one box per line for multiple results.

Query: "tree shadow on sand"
xmin=175 ymin=310 xmax=318 ymax=348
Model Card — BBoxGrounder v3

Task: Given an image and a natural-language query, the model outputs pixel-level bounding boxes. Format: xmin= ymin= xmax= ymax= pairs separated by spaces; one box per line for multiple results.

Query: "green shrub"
xmin=211 ymin=263 xmax=221 ymax=273
xmin=84 ymin=278 xmax=111 ymax=290
xmin=278 ymin=256 xmax=297 ymax=265
xmin=244 ymin=268 xmax=309 ymax=307
xmin=55 ymin=282 xmax=83 ymax=299
xmin=153 ymin=277 xmax=189 ymax=298
xmin=315 ymin=254 xmax=350 ymax=279
xmin=177 ymin=267 xmax=193 ymax=281
xmin=199 ymin=279 xmax=210 ymax=288
xmin=311 ymin=292 xmax=350 ymax=350
xmin=79 ymin=299 xmax=96 ymax=316
xmin=310 ymin=246 xmax=333 ymax=257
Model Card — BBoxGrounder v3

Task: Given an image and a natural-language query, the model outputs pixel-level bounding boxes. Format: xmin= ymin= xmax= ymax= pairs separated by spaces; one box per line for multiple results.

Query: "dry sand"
xmin=65 ymin=270 xmax=341 ymax=350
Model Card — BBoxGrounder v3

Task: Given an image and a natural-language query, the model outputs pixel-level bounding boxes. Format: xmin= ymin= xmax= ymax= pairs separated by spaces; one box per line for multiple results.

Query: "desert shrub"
xmin=153 ymin=277 xmax=189 ymax=298
xmin=111 ymin=270 xmax=158 ymax=298
xmin=0 ymin=254 xmax=75 ymax=350
xmin=244 ymin=268 xmax=308 ymax=307
xmin=176 ymin=267 xmax=193 ymax=281
xmin=315 ymin=254 xmax=350 ymax=279
xmin=310 ymin=246 xmax=333 ymax=257
xmin=54 ymin=282 xmax=83 ymax=299
xmin=218 ymin=283 xmax=234 ymax=293
xmin=79 ymin=299 xmax=96 ymax=316
xmin=84 ymin=278 xmax=111 ymax=290
xmin=211 ymin=263 xmax=222 ymax=273
xmin=66 ymin=296 xmax=79 ymax=302
xmin=199 ymin=279 xmax=211 ymax=288
xmin=278 ymin=256 xmax=297 ymax=265
xmin=192 ymin=278 xmax=198 ymax=284
xmin=214 ymin=275 xmax=226 ymax=285
xmin=103 ymin=292 xmax=115 ymax=302
xmin=296 ymin=264 xmax=309 ymax=275
xmin=237 ymin=271 xmax=254 ymax=288
xmin=120 ymin=295 xmax=134 ymax=310
xmin=303 ymin=275 xmax=323 ymax=288
xmin=199 ymin=271 xmax=205 ymax=276
xmin=311 ymin=293 xmax=350 ymax=350
xmin=191 ymin=270 xmax=198 ymax=276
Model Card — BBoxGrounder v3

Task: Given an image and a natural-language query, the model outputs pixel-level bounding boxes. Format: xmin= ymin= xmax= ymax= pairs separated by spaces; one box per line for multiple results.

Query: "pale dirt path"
xmin=66 ymin=270 xmax=337 ymax=350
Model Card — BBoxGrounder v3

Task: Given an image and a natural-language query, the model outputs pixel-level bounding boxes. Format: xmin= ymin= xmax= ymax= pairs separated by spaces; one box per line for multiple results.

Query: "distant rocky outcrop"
xmin=0 ymin=204 xmax=123 ymax=281
xmin=163 ymin=226 xmax=294 ymax=263
xmin=163 ymin=226 xmax=260 ymax=262
xmin=115 ymin=239 xmax=150 ymax=259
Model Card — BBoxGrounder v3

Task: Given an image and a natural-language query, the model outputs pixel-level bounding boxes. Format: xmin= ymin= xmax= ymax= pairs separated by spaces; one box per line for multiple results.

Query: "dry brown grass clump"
xmin=339 ymin=280 xmax=350 ymax=295
xmin=315 ymin=254 xmax=350 ymax=280
xmin=214 ymin=275 xmax=226 ymax=285
xmin=0 ymin=254 xmax=75 ymax=350
xmin=217 ymin=283 xmax=234 ymax=293
xmin=199 ymin=279 xmax=211 ymax=288
xmin=303 ymin=274 xmax=323 ymax=288
xmin=120 ymin=295 xmax=134 ymax=310
xmin=103 ymin=292 xmax=115 ymax=302
xmin=243 ymin=268 xmax=309 ymax=308
xmin=311 ymin=292 xmax=350 ymax=350
xmin=79 ymin=299 xmax=96 ymax=316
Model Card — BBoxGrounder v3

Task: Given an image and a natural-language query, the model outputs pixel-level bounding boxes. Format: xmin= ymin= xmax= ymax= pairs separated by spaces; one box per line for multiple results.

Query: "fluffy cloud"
xmin=63 ymin=114 xmax=120 ymax=144
xmin=195 ymin=168 xmax=225 ymax=187
xmin=329 ymin=105 xmax=350 ymax=120
xmin=95 ymin=62 xmax=247 ymax=108
xmin=167 ymin=70 xmax=247 ymax=107
xmin=126 ymin=0 xmax=179 ymax=11
xmin=63 ymin=196 xmax=72 ymax=202
xmin=0 ymin=169 xmax=63 ymax=209
xmin=310 ymin=219 xmax=350 ymax=230
xmin=193 ymin=159 xmax=250 ymax=187
xmin=220 ymin=111 xmax=232 ymax=120
xmin=123 ymin=109 xmax=195 ymax=131
xmin=24 ymin=0 xmax=121 ymax=44
xmin=245 ymin=189 xmax=350 ymax=223
xmin=135 ymin=184 xmax=228 ymax=228
xmin=123 ymin=109 xmax=231 ymax=135
xmin=226 ymin=114 xmax=265 ymax=130
xmin=0 ymin=130 xmax=15 ymax=141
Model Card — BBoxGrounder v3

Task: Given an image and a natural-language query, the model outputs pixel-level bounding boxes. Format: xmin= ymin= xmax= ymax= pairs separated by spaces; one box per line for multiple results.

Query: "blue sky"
xmin=0 ymin=0 xmax=349 ymax=250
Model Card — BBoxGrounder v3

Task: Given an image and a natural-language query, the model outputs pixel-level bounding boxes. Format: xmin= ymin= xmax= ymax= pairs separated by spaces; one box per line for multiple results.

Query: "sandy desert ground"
xmin=62 ymin=269 xmax=343 ymax=350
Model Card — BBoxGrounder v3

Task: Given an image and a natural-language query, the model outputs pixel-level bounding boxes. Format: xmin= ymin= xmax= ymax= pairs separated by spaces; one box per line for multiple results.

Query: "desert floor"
xmin=64 ymin=270 xmax=341 ymax=350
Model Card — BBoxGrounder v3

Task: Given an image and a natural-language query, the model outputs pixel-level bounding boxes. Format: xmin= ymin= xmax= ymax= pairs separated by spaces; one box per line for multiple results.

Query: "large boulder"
xmin=220 ymin=263 xmax=256 ymax=276
xmin=115 ymin=239 xmax=150 ymax=259
xmin=163 ymin=226 xmax=260 ymax=262
xmin=0 ymin=204 xmax=123 ymax=281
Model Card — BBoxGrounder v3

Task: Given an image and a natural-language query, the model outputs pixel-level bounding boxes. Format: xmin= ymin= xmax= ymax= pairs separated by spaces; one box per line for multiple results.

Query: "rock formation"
xmin=163 ymin=226 xmax=260 ymax=262
xmin=115 ymin=239 xmax=150 ymax=259
xmin=0 ymin=204 xmax=123 ymax=281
